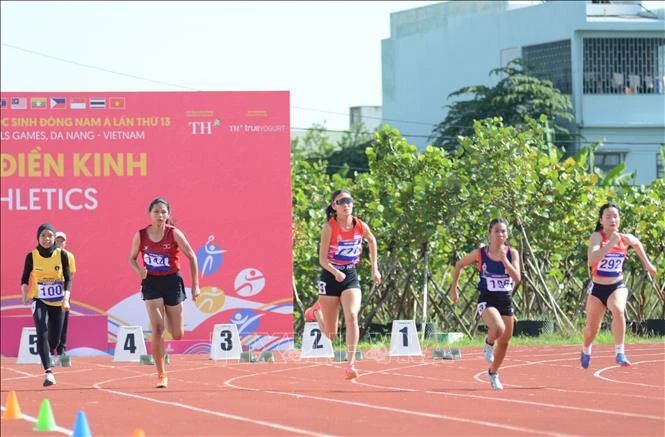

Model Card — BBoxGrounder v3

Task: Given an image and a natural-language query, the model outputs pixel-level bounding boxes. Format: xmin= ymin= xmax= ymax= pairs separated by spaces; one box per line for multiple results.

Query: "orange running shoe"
xmin=156 ymin=373 xmax=168 ymax=388
xmin=344 ymin=364 xmax=359 ymax=380
xmin=304 ymin=301 xmax=321 ymax=322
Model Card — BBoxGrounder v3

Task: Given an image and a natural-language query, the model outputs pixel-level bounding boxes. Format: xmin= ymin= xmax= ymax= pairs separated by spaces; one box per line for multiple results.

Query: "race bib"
xmin=485 ymin=274 xmax=513 ymax=292
xmin=143 ymin=252 xmax=170 ymax=269
xmin=332 ymin=239 xmax=362 ymax=262
xmin=596 ymin=253 xmax=624 ymax=276
xmin=37 ymin=280 xmax=64 ymax=301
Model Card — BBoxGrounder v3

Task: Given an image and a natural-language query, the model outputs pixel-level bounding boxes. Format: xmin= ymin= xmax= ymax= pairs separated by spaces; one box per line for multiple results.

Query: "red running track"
xmin=1 ymin=343 xmax=664 ymax=436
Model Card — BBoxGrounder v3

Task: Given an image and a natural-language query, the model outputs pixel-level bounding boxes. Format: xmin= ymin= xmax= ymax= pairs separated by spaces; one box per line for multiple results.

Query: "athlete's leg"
xmin=57 ymin=310 xmax=69 ymax=355
xmin=317 ymin=296 xmax=340 ymax=341
xmin=583 ymin=294 xmax=606 ymax=349
xmin=164 ymin=303 xmax=184 ymax=340
xmin=340 ymin=288 xmax=361 ymax=367
xmin=607 ymin=287 xmax=628 ymax=346
xmin=32 ymin=300 xmax=53 ymax=371
xmin=481 ymin=307 xmax=506 ymax=344
xmin=145 ymin=298 xmax=167 ymax=376
xmin=47 ymin=306 xmax=64 ymax=356
xmin=490 ymin=314 xmax=514 ymax=373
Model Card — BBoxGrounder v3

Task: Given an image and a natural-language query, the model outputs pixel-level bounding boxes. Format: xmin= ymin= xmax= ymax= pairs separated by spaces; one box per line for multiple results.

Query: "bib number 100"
xmin=37 ymin=282 xmax=63 ymax=298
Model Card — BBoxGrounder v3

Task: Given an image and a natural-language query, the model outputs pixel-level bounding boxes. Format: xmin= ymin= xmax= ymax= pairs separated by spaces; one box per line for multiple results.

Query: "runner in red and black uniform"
xmin=581 ymin=202 xmax=657 ymax=369
xmin=129 ymin=197 xmax=200 ymax=388
xmin=304 ymin=189 xmax=381 ymax=380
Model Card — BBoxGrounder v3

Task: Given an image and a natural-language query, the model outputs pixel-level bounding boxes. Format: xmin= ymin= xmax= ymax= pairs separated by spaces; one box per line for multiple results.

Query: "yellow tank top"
xmin=29 ymin=248 xmax=66 ymax=306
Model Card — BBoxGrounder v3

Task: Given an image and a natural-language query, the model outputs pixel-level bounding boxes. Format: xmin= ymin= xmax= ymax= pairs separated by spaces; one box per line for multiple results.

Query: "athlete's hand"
xmin=191 ymin=285 xmax=201 ymax=302
xmin=21 ymin=291 xmax=29 ymax=305
xmin=498 ymin=246 xmax=509 ymax=262
xmin=450 ymin=289 xmax=459 ymax=304
xmin=646 ymin=263 xmax=657 ymax=279
xmin=334 ymin=270 xmax=346 ymax=282
xmin=372 ymin=268 xmax=382 ymax=286
xmin=62 ymin=297 xmax=70 ymax=312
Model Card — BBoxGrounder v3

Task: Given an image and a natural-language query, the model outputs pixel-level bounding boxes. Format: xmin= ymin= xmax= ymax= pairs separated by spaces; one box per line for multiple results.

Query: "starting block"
xmin=258 ymin=351 xmax=275 ymax=362
xmin=333 ymin=350 xmax=364 ymax=362
xmin=240 ymin=351 xmax=257 ymax=363
xmin=57 ymin=354 xmax=71 ymax=367
xmin=139 ymin=354 xmax=170 ymax=365
xmin=432 ymin=348 xmax=462 ymax=360
xmin=239 ymin=350 xmax=275 ymax=363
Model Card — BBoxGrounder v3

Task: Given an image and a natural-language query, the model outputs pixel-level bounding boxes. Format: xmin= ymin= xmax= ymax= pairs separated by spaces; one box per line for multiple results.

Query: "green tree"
xmin=325 ymin=122 xmax=373 ymax=176
xmin=429 ymin=59 xmax=576 ymax=152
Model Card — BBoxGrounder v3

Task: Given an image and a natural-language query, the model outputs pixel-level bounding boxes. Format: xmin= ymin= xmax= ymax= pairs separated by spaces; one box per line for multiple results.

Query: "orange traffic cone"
xmin=2 ymin=390 xmax=22 ymax=419
xmin=133 ymin=428 xmax=146 ymax=437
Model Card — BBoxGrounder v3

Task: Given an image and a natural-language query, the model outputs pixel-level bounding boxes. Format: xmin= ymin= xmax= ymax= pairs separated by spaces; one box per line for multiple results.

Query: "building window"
xmin=594 ymin=151 xmax=626 ymax=173
xmin=583 ymin=37 xmax=665 ymax=94
xmin=522 ymin=40 xmax=572 ymax=94
xmin=658 ymin=152 xmax=664 ymax=179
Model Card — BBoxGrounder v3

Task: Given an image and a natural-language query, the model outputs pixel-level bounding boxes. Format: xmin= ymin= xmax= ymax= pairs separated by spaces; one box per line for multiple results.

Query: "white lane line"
xmin=0 ymin=406 xmax=72 ymax=435
xmin=224 ymin=365 xmax=572 ymax=437
xmin=91 ymin=369 xmax=332 ymax=437
xmin=593 ymin=359 xmax=665 ymax=388
xmin=385 ymin=368 xmax=664 ymax=401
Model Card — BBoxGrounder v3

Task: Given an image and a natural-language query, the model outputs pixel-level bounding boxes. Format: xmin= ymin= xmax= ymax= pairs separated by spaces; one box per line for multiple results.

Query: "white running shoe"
xmin=488 ymin=371 xmax=503 ymax=391
xmin=43 ymin=372 xmax=56 ymax=387
xmin=483 ymin=336 xmax=495 ymax=364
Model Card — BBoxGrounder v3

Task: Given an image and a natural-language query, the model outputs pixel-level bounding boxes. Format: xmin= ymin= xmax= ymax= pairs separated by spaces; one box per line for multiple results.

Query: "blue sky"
xmin=0 ymin=1 xmax=441 ymax=131
xmin=1 ymin=1 xmax=663 ymax=131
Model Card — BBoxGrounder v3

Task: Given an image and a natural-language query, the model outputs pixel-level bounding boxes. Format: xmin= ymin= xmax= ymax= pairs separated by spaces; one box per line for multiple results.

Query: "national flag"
xmin=70 ymin=98 xmax=86 ymax=109
xmin=89 ymin=98 xmax=106 ymax=109
xmin=31 ymin=97 xmax=47 ymax=109
xmin=109 ymin=97 xmax=125 ymax=109
xmin=0 ymin=98 xmax=7 ymax=109
xmin=11 ymin=97 xmax=27 ymax=109
xmin=50 ymin=97 xmax=67 ymax=109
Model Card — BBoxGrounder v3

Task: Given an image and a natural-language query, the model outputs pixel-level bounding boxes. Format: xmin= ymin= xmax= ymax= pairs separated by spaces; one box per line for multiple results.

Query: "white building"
xmin=382 ymin=1 xmax=665 ymax=183
xmin=350 ymin=105 xmax=383 ymax=132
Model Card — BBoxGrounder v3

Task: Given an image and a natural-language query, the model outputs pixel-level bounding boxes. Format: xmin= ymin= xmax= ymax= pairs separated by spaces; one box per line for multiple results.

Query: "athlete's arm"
xmin=20 ymin=252 xmax=33 ymax=305
xmin=624 ymin=233 xmax=657 ymax=278
xmin=61 ymin=250 xmax=71 ymax=311
xmin=362 ymin=221 xmax=381 ymax=285
xmin=450 ymin=249 xmax=479 ymax=304
xmin=587 ymin=231 xmax=619 ymax=265
xmin=128 ymin=231 xmax=147 ymax=280
xmin=173 ymin=228 xmax=200 ymax=302
xmin=500 ymin=247 xmax=521 ymax=284
xmin=319 ymin=223 xmax=344 ymax=281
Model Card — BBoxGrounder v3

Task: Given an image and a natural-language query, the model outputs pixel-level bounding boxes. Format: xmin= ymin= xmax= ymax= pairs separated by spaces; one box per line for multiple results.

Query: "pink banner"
xmin=1 ymin=92 xmax=293 ymax=354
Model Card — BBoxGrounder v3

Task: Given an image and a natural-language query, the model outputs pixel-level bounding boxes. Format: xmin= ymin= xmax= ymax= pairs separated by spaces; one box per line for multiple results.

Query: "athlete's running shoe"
xmin=580 ymin=351 xmax=591 ymax=369
xmin=156 ymin=373 xmax=168 ymax=388
xmin=488 ymin=370 xmax=503 ymax=391
xmin=615 ymin=353 xmax=631 ymax=367
xmin=304 ymin=301 xmax=321 ymax=322
xmin=344 ymin=365 xmax=359 ymax=380
xmin=43 ymin=372 xmax=56 ymax=387
xmin=483 ymin=336 xmax=495 ymax=364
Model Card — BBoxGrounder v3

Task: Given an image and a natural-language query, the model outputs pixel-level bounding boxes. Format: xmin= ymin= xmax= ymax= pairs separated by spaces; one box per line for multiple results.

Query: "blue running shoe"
xmin=580 ymin=351 xmax=591 ymax=369
xmin=615 ymin=353 xmax=631 ymax=366
xmin=483 ymin=336 xmax=494 ymax=364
